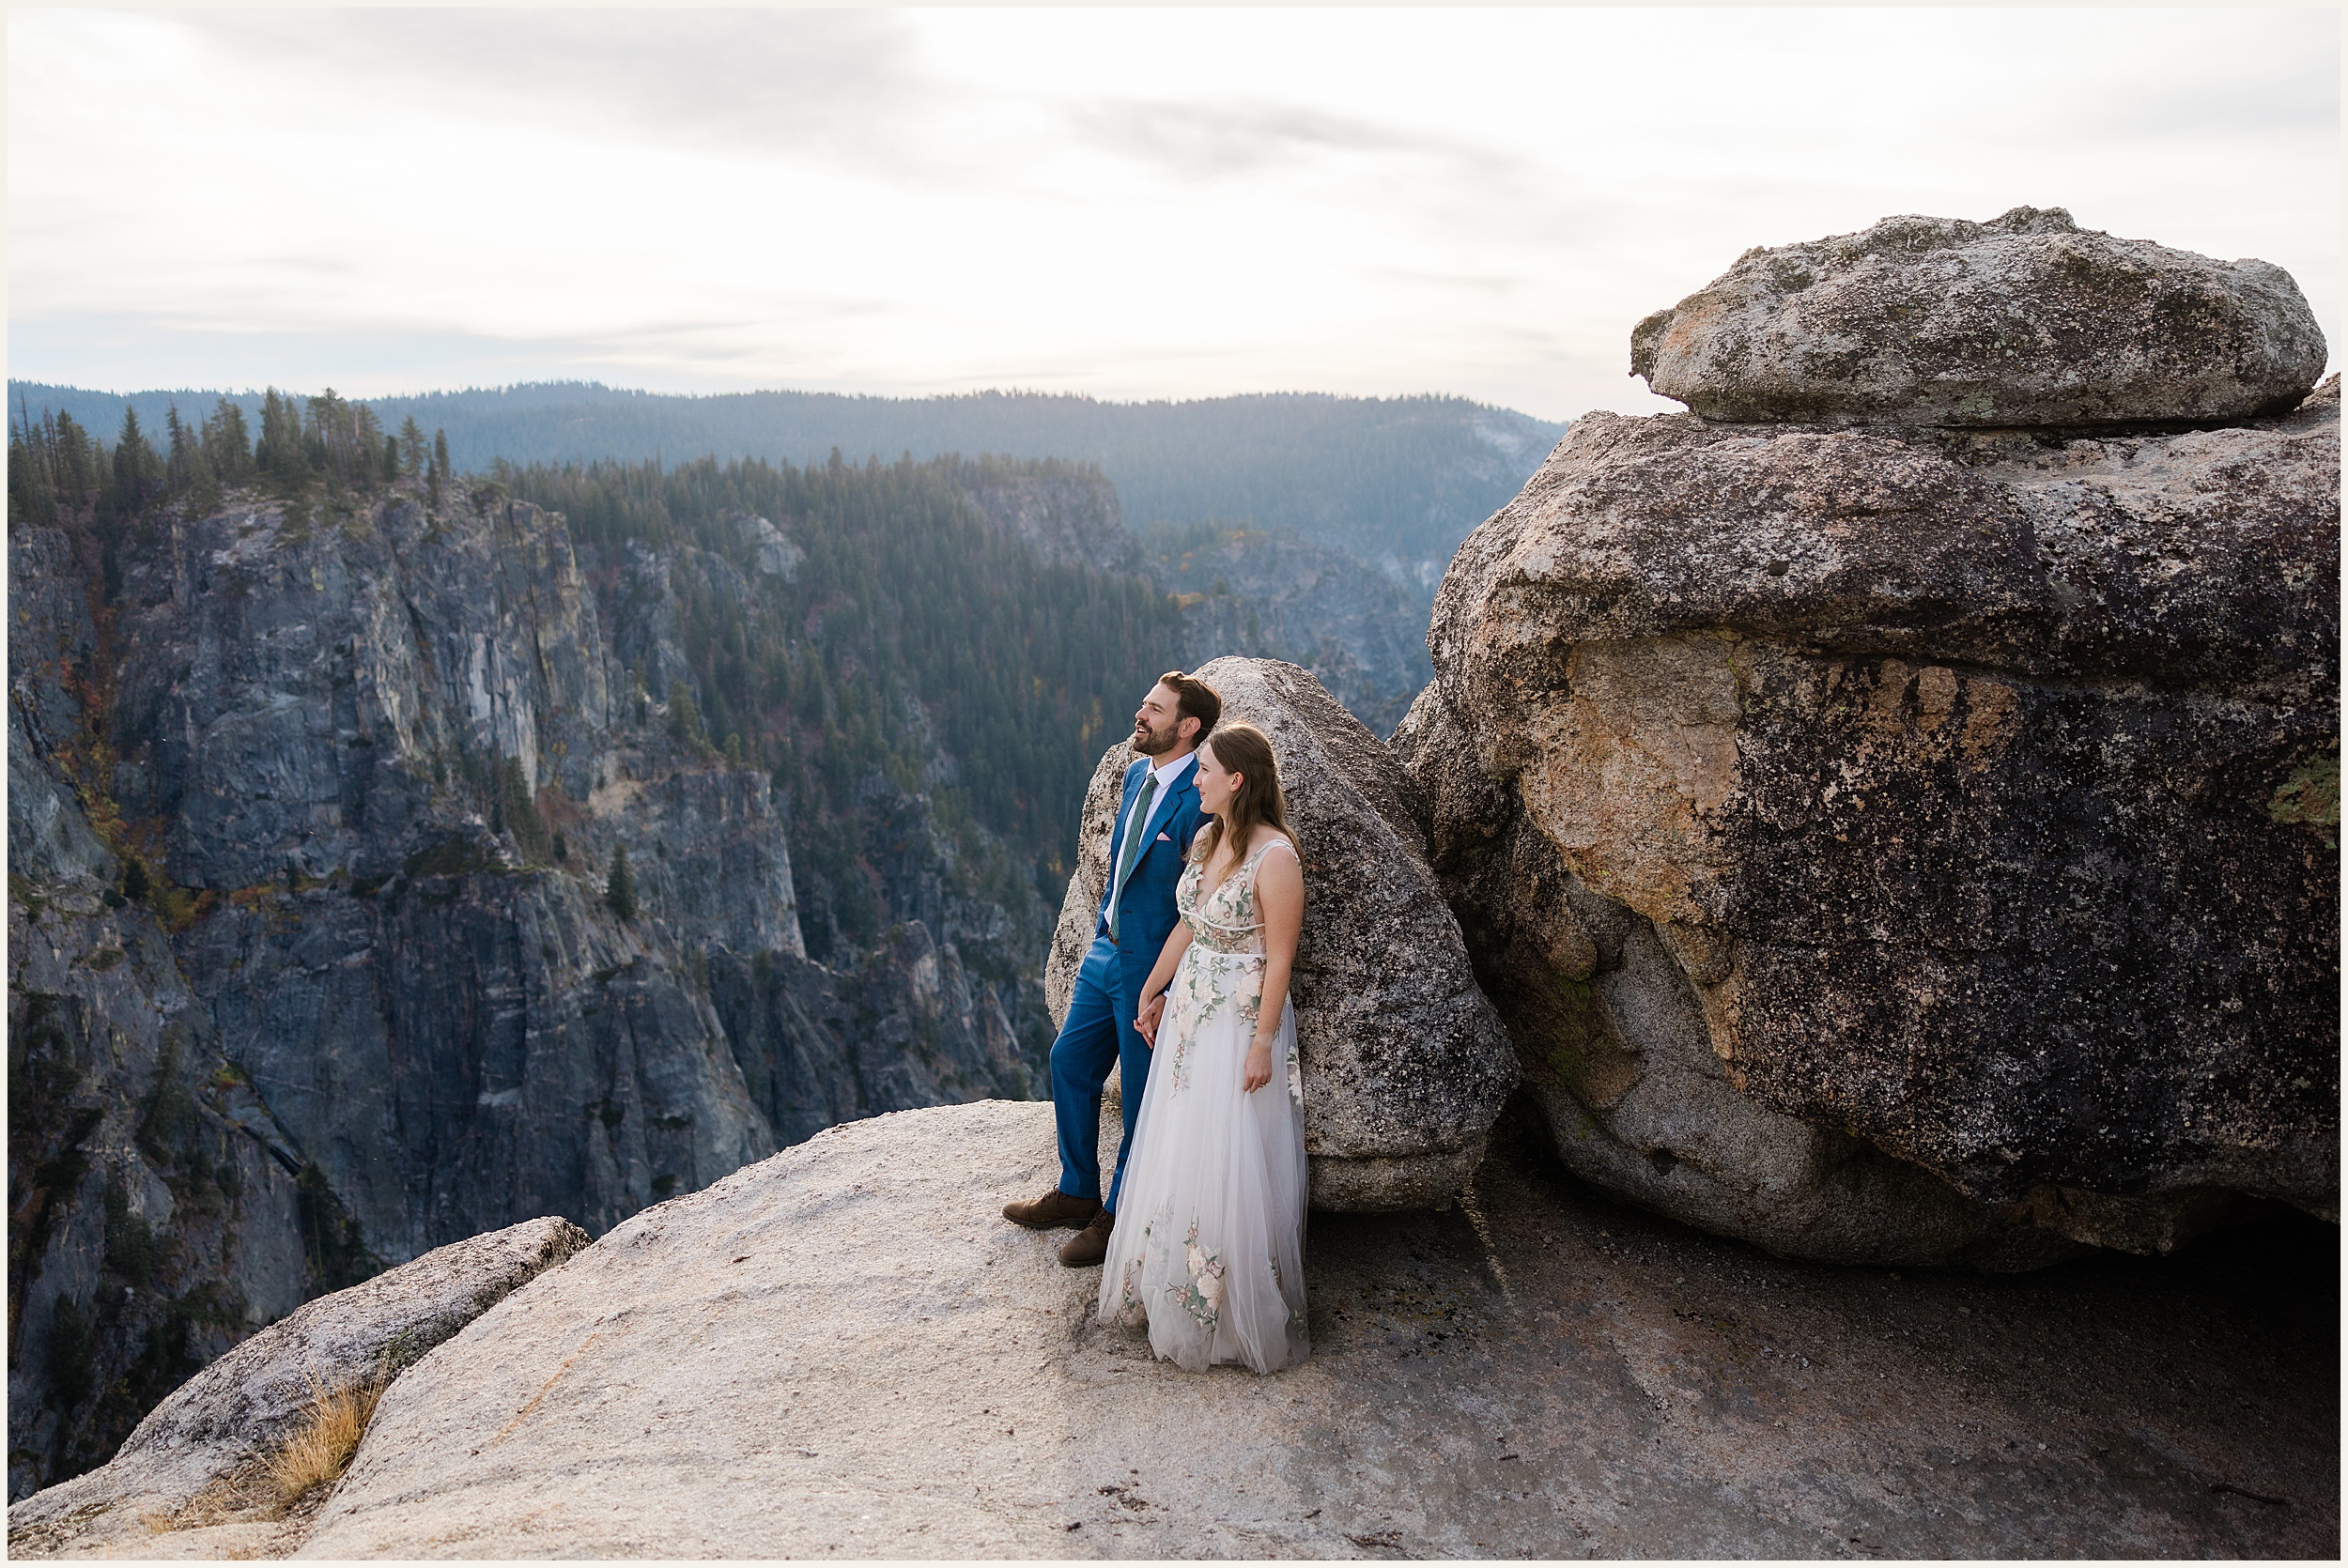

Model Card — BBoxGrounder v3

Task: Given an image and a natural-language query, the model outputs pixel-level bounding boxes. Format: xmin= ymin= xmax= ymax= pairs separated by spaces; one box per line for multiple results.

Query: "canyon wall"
xmin=8 ymin=483 xmax=1041 ymax=1498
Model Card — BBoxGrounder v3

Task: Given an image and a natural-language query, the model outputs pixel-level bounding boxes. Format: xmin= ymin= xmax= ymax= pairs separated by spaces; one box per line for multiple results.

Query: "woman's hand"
xmin=1135 ymin=993 xmax=1166 ymax=1047
xmin=1243 ymin=1038 xmax=1274 ymax=1092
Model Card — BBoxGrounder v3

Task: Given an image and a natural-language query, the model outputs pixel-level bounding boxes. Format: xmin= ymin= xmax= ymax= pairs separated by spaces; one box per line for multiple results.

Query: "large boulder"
xmin=6 ymin=1216 xmax=587 ymax=1558
xmin=1411 ymin=357 xmax=2339 ymax=1266
xmin=1630 ymin=207 xmax=2328 ymax=428
xmin=1047 ymin=657 xmax=1518 ymax=1208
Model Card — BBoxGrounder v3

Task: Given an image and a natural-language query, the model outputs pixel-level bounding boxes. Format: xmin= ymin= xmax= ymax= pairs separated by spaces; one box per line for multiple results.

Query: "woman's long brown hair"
xmin=1192 ymin=723 xmax=1301 ymax=875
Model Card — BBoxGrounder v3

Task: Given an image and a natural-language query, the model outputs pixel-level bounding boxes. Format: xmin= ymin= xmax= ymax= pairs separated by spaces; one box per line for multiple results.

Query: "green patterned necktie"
xmin=1107 ymin=774 xmax=1158 ymax=943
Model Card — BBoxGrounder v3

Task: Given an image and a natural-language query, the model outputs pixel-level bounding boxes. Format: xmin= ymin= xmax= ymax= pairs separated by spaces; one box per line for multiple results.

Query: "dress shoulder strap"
xmin=1247 ymin=837 xmax=1298 ymax=870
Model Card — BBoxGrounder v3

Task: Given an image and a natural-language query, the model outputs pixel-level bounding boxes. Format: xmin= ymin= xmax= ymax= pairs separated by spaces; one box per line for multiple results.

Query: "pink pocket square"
xmin=1155 ymin=832 xmax=1171 ymax=842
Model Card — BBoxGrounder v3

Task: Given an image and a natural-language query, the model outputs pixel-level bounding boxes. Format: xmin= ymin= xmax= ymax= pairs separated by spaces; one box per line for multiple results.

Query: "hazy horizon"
xmin=10 ymin=8 xmax=2340 ymax=423
xmin=8 ymin=377 xmax=1556 ymax=416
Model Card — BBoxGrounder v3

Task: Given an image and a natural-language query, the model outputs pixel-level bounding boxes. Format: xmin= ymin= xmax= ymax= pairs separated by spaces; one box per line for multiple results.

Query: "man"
xmin=1004 ymin=670 xmax=1222 ymax=1266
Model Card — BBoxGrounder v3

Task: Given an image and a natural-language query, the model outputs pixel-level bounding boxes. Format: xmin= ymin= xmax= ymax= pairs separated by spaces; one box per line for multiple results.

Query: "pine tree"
xmin=604 ymin=844 xmax=637 ymax=921
xmin=163 ymin=404 xmax=210 ymax=498
xmin=434 ymin=427 xmax=451 ymax=479
xmin=202 ymin=399 xmax=253 ymax=483
xmin=496 ymin=756 xmax=551 ymax=862
xmin=398 ymin=416 xmax=425 ymax=478
xmin=667 ymin=681 xmax=705 ymax=749
xmin=108 ymin=406 xmax=162 ymax=515
xmin=51 ymin=410 xmax=100 ymax=503
xmin=256 ymin=389 xmax=307 ymax=480
xmin=8 ymin=397 xmax=64 ymax=526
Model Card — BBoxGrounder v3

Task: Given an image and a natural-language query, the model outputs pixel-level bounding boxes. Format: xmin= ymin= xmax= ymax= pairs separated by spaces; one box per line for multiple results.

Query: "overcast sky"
xmin=8 ymin=7 xmax=2339 ymax=422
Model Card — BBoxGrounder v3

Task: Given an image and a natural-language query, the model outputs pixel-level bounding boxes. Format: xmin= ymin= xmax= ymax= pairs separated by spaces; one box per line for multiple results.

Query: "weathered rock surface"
xmin=1631 ymin=208 xmax=2328 ymax=428
xmin=1413 ymin=361 xmax=2340 ymax=1264
xmin=46 ymin=1099 xmax=2320 ymax=1559
xmin=7 ymin=1217 xmax=586 ymax=1560
xmin=1048 ymin=657 xmax=1518 ymax=1208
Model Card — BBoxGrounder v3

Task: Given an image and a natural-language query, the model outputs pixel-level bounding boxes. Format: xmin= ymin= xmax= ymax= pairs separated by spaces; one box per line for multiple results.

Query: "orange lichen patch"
xmin=1863 ymin=659 xmax=1916 ymax=740
xmin=1515 ymin=634 xmax=1740 ymax=928
xmin=1957 ymin=680 xmax=2022 ymax=768
xmin=1914 ymin=665 xmax=1960 ymax=731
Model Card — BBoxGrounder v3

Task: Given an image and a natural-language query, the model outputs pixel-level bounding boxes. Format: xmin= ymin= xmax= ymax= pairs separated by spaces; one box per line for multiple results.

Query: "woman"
xmin=1098 ymin=722 xmax=1309 ymax=1374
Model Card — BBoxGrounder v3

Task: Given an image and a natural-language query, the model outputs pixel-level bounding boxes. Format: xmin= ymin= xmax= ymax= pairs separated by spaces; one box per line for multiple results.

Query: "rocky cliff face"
xmin=960 ymin=461 xmax=1146 ymax=578
xmin=9 ymin=526 xmax=322 ymax=1496
xmin=962 ymin=465 xmax=1450 ymax=738
xmin=8 ymin=481 xmax=1045 ymax=1498
xmin=1147 ymin=526 xmax=1438 ymax=735
xmin=1407 ymin=211 xmax=2338 ymax=1267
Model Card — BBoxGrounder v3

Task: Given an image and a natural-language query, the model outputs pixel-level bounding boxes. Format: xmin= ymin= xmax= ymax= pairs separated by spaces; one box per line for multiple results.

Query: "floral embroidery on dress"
xmin=1166 ymin=838 xmax=1305 ymax=1104
xmin=1173 ymin=1220 xmax=1227 ymax=1328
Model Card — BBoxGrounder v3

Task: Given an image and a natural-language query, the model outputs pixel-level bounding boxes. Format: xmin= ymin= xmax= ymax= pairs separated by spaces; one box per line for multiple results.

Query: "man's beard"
xmin=1132 ymin=715 xmax=1179 ymax=757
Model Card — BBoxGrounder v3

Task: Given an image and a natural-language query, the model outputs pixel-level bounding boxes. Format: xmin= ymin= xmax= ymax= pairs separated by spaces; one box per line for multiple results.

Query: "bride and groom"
xmin=1002 ymin=671 xmax=1311 ymax=1374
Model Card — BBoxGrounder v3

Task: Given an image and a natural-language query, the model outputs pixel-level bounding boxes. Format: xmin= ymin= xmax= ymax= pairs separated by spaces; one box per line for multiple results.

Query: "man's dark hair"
xmin=1159 ymin=670 xmax=1222 ymax=743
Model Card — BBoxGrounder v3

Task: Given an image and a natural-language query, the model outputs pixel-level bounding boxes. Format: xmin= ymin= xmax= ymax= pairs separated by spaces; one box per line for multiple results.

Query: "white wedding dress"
xmin=1098 ymin=837 xmax=1310 ymax=1374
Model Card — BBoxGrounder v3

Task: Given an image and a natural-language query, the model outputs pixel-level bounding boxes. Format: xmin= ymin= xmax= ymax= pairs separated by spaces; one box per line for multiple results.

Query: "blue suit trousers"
xmin=1051 ymin=933 xmax=1153 ymax=1212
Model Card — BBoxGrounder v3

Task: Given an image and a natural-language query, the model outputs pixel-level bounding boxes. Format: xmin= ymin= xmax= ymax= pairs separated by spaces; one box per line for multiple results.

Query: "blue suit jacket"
xmin=1095 ymin=754 xmax=1205 ymax=973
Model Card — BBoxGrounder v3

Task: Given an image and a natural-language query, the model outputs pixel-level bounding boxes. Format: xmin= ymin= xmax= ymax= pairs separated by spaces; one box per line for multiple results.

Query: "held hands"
xmin=1243 ymin=1038 xmax=1274 ymax=1093
xmin=1135 ymin=993 xmax=1166 ymax=1048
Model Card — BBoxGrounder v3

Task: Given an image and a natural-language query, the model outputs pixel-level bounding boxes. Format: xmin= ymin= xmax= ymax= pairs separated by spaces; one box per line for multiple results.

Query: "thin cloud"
xmin=1068 ymin=95 xmax=1512 ymax=185
xmin=178 ymin=9 xmax=948 ymax=172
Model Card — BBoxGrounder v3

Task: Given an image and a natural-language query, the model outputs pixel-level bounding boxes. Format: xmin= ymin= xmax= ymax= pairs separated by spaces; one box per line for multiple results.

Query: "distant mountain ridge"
xmin=8 ymin=382 xmax=1565 ymax=573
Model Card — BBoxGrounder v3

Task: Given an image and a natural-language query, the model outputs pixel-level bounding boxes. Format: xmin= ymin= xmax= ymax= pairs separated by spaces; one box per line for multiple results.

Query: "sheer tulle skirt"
xmin=1098 ymin=948 xmax=1310 ymax=1374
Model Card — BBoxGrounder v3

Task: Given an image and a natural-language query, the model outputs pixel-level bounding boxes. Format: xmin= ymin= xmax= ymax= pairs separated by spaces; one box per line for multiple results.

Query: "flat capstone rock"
xmin=1630 ymin=207 xmax=2328 ymax=428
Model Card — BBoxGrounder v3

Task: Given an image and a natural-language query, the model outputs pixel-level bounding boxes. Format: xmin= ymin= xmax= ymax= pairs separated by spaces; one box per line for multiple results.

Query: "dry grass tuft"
xmin=264 ymin=1371 xmax=386 ymax=1507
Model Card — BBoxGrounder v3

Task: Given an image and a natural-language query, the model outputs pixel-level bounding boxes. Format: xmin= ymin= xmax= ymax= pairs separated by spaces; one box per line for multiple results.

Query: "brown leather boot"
xmin=1002 ymin=1189 xmax=1102 ymax=1230
xmin=1058 ymin=1208 xmax=1116 ymax=1268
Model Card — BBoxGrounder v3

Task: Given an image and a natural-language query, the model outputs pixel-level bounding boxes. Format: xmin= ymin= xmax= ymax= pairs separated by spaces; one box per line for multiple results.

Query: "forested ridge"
xmin=8 ymin=394 xmax=1186 ymax=962
xmin=499 ymin=452 xmax=1185 ymax=958
xmin=11 ymin=380 xmax=1565 ymax=568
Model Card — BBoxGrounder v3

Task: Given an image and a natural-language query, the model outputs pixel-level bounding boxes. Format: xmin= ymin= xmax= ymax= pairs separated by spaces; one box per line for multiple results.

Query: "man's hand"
xmin=1243 ymin=1040 xmax=1274 ymax=1092
xmin=1135 ymin=993 xmax=1166 ymax=1047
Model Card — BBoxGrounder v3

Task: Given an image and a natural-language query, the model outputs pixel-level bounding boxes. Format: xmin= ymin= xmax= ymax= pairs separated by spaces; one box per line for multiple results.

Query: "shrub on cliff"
xmin=605 ymin=844 xmax=637 ymax=922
